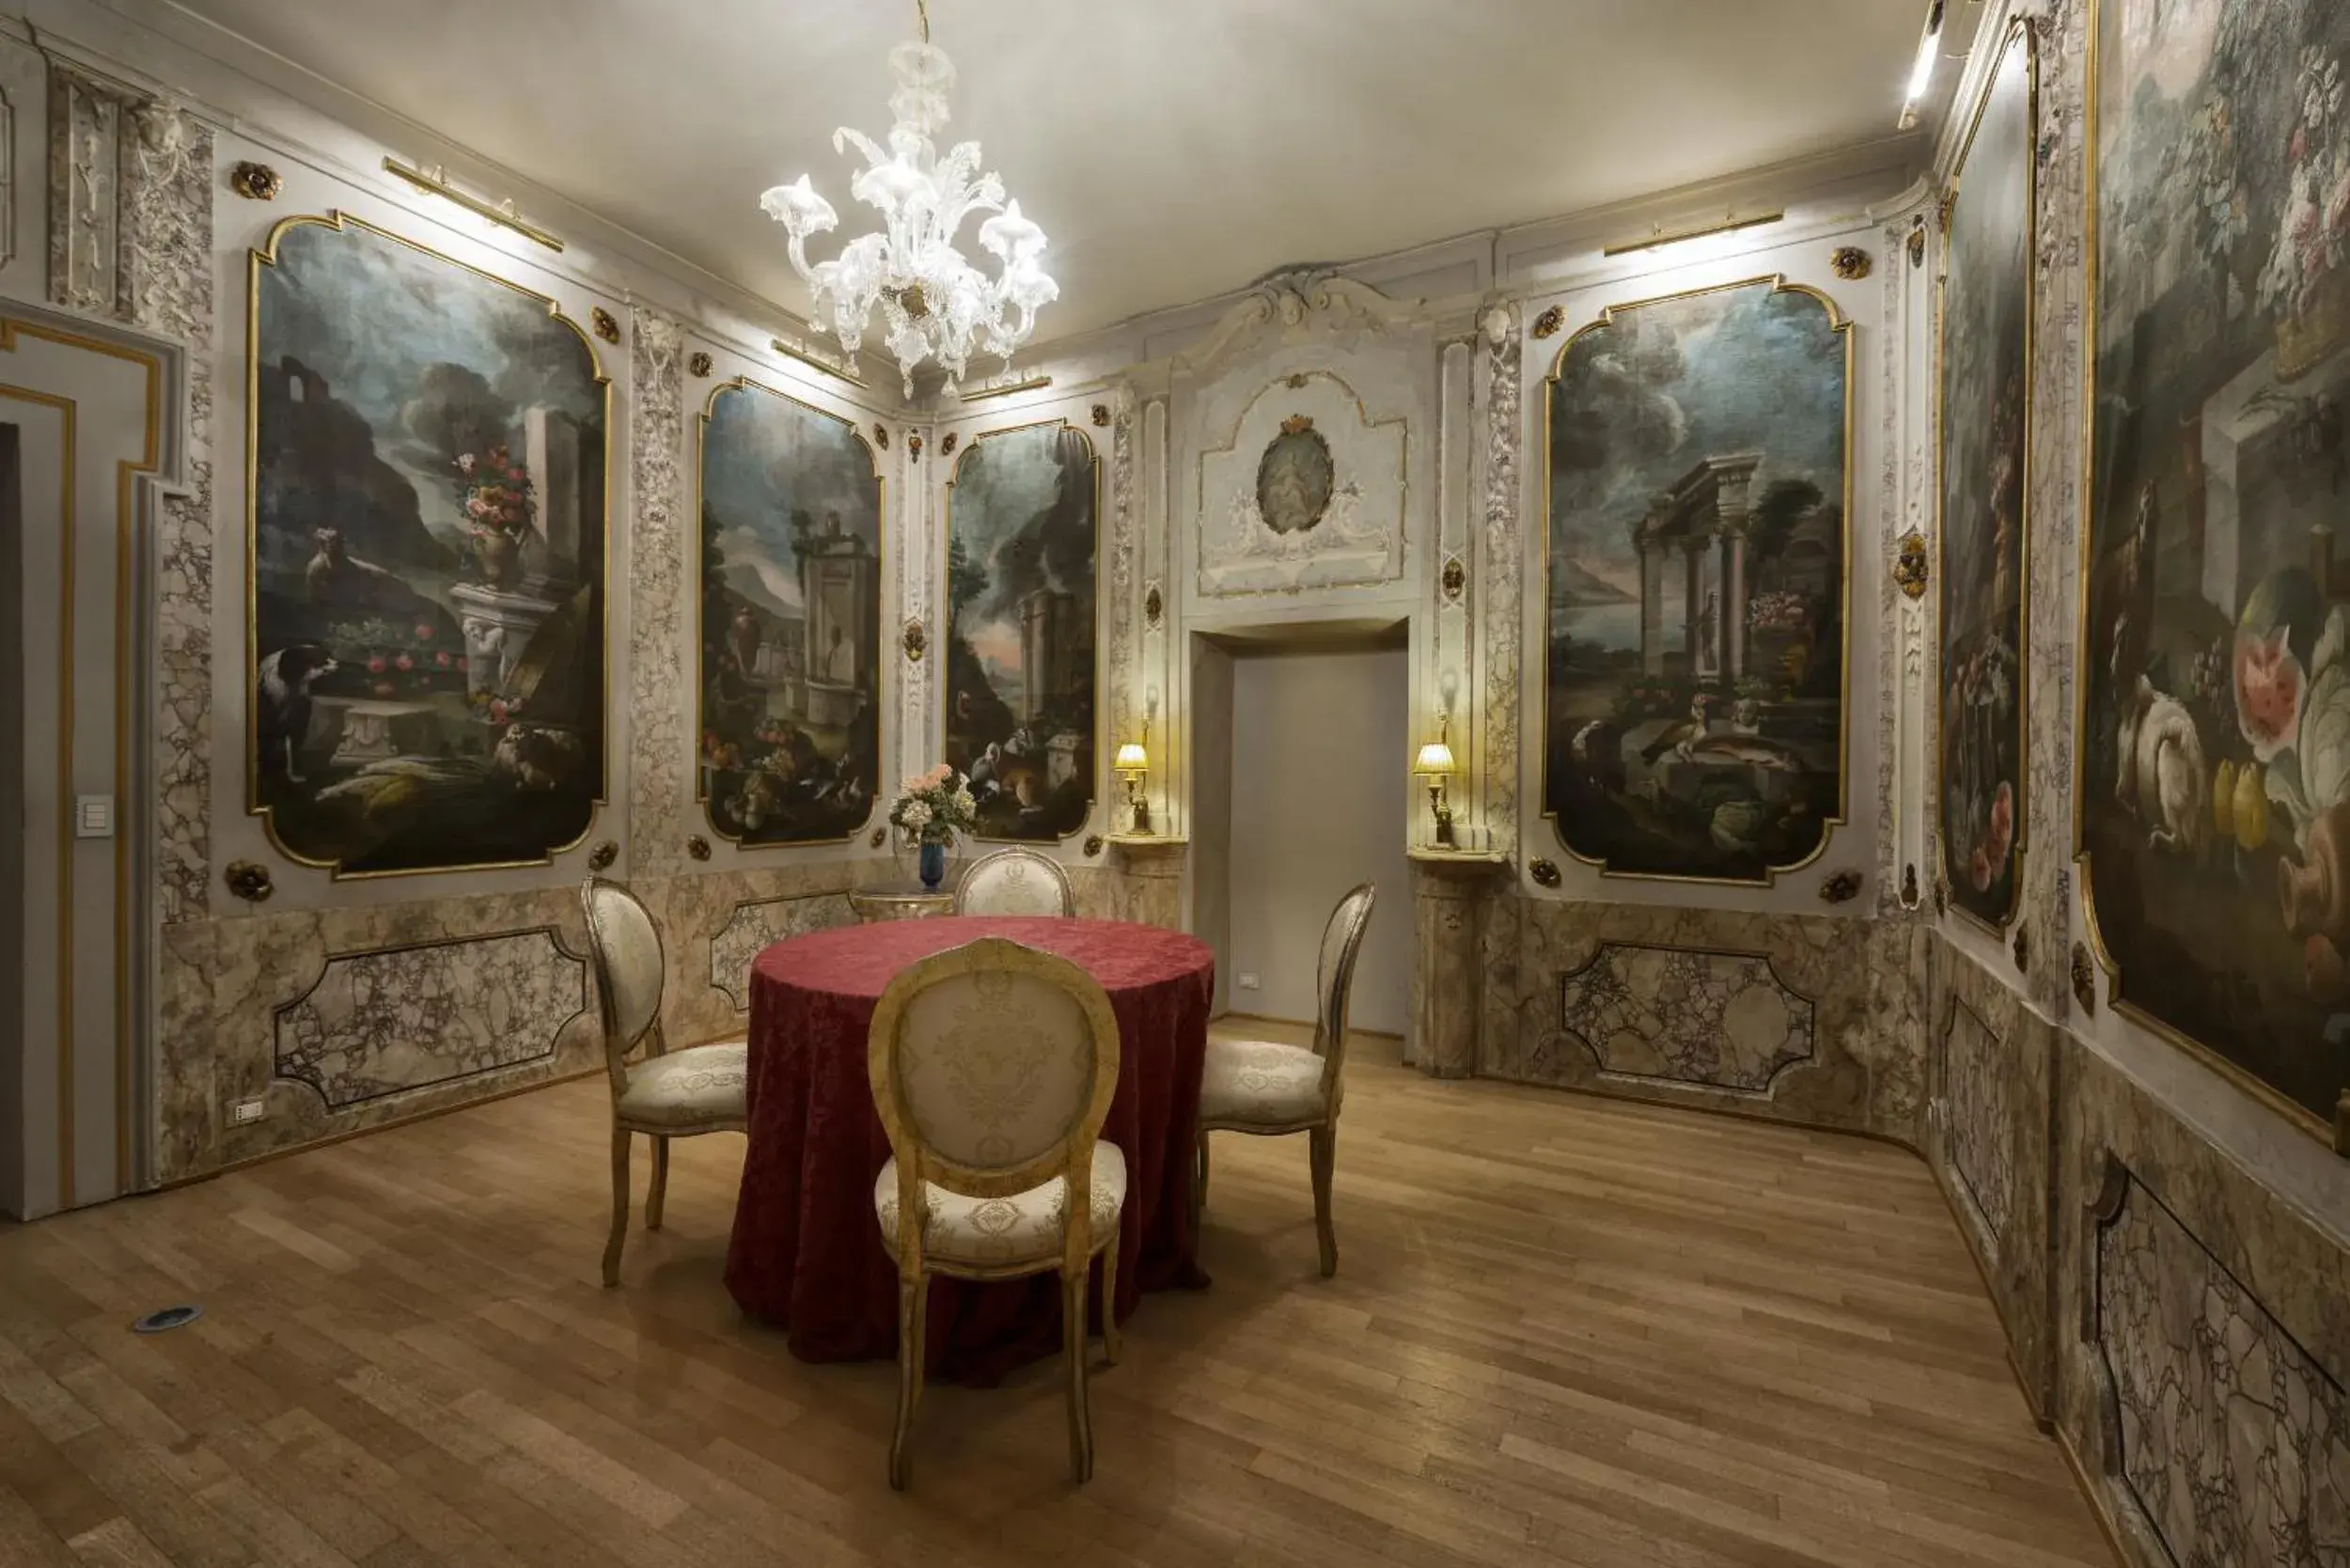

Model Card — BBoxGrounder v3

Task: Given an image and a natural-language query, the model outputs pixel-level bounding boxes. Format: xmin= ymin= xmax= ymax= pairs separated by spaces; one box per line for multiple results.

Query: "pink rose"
xmin=1985 ymin=781 xmax=2014 ymax=867
xmin=366 ymin=655 xmax=386 ymax=674
xmin=1970 ymin=847 xmax=1992 ymax=892
xmin=394 ymin=653 xmax=413 ymax=671
xmin=436 ymin=651 xmax=451 ymax=667
xmin=415 ymin=622 xmax=434 ymax=640
xmin=489 ymin=698 xmax=509 ymax=723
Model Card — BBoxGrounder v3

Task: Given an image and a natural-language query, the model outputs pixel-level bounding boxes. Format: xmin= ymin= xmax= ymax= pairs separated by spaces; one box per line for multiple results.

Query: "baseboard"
xmin=1214 ymin=1008 xmax=1403 ymax=1043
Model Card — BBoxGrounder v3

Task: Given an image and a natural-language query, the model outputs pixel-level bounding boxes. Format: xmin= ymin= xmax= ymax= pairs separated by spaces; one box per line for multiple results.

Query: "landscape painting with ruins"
xmin=1543 ymin=277 xmax=1851 ymax=884
xmin=944 ymin=423 xmax=1099 ymax=842
xmin=248 ymin=214 xmax=608 ymax=877
xmin=697 ymin=382 xmax=882 ymax=846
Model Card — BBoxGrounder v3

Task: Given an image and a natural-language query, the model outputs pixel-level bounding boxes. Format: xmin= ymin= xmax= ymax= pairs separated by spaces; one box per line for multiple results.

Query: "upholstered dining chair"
xmin=580 ymin=875 xmax=748 ymax=1288
xmin=1193 ymin=883 xmax=1376 ymax=1278
xmin=867 ymin=936 xmax=1124 ymax=1489
xmin=952 ymin=846 xmax=1075 ymax=917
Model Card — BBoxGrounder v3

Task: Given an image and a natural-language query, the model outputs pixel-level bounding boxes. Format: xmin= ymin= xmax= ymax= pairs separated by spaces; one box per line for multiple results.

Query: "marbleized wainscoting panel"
xmin=708 ymin=894 xmax=856 ymax=1012
xmin=625 ymin=306 xmax=688 ymax=881
xmin=274 ymin=930 xmax=586 ymax=1109
xmin=193 ymin=887 xmax=603 ymax=1176
xmin=1932 ymin=934 xmax=2058 ymax=1421
xmin=633 ymin=858 xmax=877 ymax=1051
xmin=2056 ymin=1037 xmax=2350 ymax=1568
xmin=154 ymin=920 xmax=218 ymax=1180
xmin=1481 ymin=895 xmax=1927 ymax=1140
xmin=1557 ymin=943 xmax=1814 ymax=1094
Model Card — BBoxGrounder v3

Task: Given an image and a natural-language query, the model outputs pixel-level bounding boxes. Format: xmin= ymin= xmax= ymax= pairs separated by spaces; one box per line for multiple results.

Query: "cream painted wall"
xmin=1226 ymin=648 xmax=1410 ymax=1037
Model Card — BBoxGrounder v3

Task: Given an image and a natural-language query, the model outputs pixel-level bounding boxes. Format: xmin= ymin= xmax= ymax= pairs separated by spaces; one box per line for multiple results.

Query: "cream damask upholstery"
xmin=868 ymin=936 xmax=1124 ymax=1489
xmin=894 ymin=966 xmax=1096 ymax=1166
xmin=1198 ymin=1038 xmax=1328 ymax=1126
xmin=873 ymin=1142 xmax=1127 ymax=1267
xmin=615 ymin=1041 xmax=749 ymax=1131
xmin=1194 ymin=883 xmax=1376 ymax=1278
xmin=581 ymin=875 xmax=748 ymax=1288
xmin=952 ymin=847 xmax=1075 ymax=917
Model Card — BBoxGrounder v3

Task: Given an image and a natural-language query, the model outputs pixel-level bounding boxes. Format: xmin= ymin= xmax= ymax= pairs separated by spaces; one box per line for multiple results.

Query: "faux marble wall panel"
xmin=273 ymin=930 xmax=586 ymax=1108
xmin=2091 ymin=1160 xmax=2350 ymax=1565
xmin=1480 ymin=893 xmax=1926 ymax=1140
xmin=633 ymin=860 xmax=877 ymax=1053
xmin=1557 ymin=942 xmax=1814 ymax=1094
xmin=1932 ymin=933 xmax=2057 ymax=1420
xmin=2058 ymin=1038 xmax=2350 ymax=1568
xmin=708 ymin=893 xmax=855 ymax=1011
xmin=194 ymin=886 xmax=604 ymax=1172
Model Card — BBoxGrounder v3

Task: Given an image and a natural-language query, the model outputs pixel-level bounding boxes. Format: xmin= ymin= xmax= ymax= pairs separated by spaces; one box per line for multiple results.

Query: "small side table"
xmin=848 ymin=881 xmax=956 ymax=923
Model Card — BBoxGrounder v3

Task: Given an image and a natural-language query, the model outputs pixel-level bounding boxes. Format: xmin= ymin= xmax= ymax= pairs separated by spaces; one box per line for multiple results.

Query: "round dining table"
xmin=724 ymin=916 xmax=1215 ymax=1384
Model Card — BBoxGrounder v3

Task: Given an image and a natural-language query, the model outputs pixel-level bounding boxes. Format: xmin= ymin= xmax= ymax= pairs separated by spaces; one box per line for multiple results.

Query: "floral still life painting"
xmin=1938 ymin=24 xmax=2036 ymax=930
xmin=2080 ymin=0 xmax=2350 ymax=1130
xmin=248 ymin=214 xmax=608 ymax=877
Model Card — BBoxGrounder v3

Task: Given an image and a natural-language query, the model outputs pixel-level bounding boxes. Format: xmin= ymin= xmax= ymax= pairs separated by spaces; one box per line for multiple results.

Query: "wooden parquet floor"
xmin=0 ymin=1026 xmax=2115 ymax=1568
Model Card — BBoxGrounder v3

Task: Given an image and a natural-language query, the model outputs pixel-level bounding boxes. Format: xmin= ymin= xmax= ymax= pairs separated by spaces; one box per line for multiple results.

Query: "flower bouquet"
xmin=890 ymin=763 xmax=979 ymax=888
xmin=456 ymin=445 xmax=536 ymax=590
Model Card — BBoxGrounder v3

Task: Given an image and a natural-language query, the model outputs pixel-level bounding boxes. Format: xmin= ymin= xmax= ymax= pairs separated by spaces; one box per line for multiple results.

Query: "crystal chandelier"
xmin=760 ymin=0 xmax=1057 ymax=397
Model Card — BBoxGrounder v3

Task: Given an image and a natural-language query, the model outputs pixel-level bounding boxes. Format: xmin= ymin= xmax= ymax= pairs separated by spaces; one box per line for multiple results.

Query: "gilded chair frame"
xmin=1194 ymin=883 xmax=1377 ymax=1277
xmin=580 ymin=875 xmax=746 ymax=1287
xmin=951 ymin=845 xmax=1077 ymax=917
xmin=867 ymin=936 xmax=1124 ymax=1488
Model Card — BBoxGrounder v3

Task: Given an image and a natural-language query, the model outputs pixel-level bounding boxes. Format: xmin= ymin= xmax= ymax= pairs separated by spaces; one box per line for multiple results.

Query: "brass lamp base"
xmin=1427 ymin=784 xmax=1455 ymax=848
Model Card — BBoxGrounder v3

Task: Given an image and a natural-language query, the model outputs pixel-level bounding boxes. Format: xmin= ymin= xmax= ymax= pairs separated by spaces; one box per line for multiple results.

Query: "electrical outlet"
xmin=1237 ymin=972 xmax=1261 ymax=990
xmin=230 ymin=1097 xmax=266 ymax=1126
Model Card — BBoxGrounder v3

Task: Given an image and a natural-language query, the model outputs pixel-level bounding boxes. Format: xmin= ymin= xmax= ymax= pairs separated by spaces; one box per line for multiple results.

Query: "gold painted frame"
xmin=2073 ymin=0 xmax=2344 ymax=1149
xmin=1188 ymin=368 xmax=1410 ymax=601
xmin=941 ymin=417 xmax=1104 ymax=845
xmin=691 ymin=372 xmax=887 ymax=848
xmin=1538 ymin=274 xmax=1857 ymax=887
xmin=243 ymin=211 xmax=613 ymax=880
xmin=1934 ymin=18 xmax=2040 ymax=937
xmin=0 ymin=318 xmax=166 ymax=1208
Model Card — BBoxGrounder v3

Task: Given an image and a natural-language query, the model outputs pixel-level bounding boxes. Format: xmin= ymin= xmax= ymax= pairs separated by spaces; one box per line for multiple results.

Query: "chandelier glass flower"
xmin=759 ymin=2 xmax=1057 ymax=396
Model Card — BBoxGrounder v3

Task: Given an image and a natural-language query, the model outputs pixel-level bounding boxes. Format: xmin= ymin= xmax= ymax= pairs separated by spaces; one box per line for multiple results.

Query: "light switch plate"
xmin=1237 ymin=972 xmax=1261 ymax=990
xmin=74 ymin=795 xmax=113 ymax=838
xmin=230 ymin=1097 xmax=266 ymax=1125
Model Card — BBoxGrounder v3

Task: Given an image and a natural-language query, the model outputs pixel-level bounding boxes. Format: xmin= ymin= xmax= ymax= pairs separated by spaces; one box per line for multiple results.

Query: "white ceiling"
xmin=164 ymin=0 xmax=1936 ymax=341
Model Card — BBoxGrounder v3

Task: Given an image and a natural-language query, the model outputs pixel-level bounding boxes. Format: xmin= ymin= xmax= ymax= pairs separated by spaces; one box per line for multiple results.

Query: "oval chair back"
xmin=867 ymin=936 xmax=1120 ymax=1273
xmin=581 ymin=875 xmax=666 ymax=1100
xmin=952 ymin=846 xmax=1076 ymax=917
xmin=1312 ymin=884 xmax=1377 ymax=1104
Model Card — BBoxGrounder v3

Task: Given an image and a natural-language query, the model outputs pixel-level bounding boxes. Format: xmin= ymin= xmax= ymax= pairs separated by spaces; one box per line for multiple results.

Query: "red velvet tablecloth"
xmin=724 ymin=917 xmax=1215 ymax=1384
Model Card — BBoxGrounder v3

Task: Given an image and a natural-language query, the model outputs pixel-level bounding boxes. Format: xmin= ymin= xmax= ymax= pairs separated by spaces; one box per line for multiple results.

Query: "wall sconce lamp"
xmin=1115 ymin=735 xmax=1152 ymax=835
xmin=1414 ymin=722 xmax=1458 ymax=848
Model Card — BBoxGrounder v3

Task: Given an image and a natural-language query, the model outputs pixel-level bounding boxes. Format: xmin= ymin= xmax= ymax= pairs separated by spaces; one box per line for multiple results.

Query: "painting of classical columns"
xmin=247 ymin=214 xmax=609 ymax=877
xmin=1542 ymin=277 xmax=1852 ymax=884
xmin=944 ymin=422 xmax=1099 ymax=841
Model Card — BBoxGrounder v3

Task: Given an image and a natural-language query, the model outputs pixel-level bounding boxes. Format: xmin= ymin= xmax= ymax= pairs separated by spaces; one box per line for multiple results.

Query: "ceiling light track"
xmin=1601 ymin=211 xmax=1786 ymax=259
xmin=1897 ymin=0 xmax=1948 ymax=131
xmin=382 ymin=159 xmax=564 ymax=251
xmin=770 ymin=337 xmax=869 ymax=389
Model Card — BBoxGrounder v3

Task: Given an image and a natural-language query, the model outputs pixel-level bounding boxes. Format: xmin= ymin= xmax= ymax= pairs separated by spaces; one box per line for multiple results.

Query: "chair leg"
xmin=1099 ymin=1233 xmax=1122 ymax=1366
xmin=1063 ymin=1269 xmax=1094 ymax=1482
xmin=645 ymin=1137 xmax=671 ymax=1231
xmin=889 ymin=1273 xmax=929 ymax=1491
xmin=1196 ymin=1129 xmax=1212 ymax=1203
xmin=1309 ymin=1123 xmax=1338 ymax=1278
xmin=602 ymin=1127 xmax=631 ymax=1288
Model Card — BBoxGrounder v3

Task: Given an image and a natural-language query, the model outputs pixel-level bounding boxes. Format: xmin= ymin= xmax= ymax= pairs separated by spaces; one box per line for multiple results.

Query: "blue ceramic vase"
xmin=918 ymin=839 xmax=947 ymax=890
